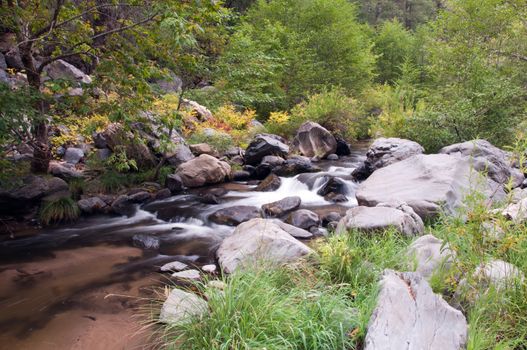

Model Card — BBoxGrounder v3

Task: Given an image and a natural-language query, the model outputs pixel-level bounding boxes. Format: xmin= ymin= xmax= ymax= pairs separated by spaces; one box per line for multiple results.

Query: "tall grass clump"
xmin=163 ymin=265 xmax=355 ymax=350
xmin=39 ymin=196 xmax=80 ymax=225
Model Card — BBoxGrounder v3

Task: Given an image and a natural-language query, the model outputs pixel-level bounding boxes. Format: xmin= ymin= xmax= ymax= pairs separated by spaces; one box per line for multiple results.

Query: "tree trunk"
xmin=20 ymin=44 xmax=50 ymax=174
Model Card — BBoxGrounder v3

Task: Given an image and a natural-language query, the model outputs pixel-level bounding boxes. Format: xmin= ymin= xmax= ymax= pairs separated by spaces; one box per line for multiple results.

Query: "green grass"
xmin=39 ymin=196 xmax=80 ymax=225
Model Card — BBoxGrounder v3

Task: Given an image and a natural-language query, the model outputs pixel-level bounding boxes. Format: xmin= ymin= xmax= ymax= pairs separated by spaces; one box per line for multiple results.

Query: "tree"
xmin=354 ymin=0 xmax=438 ymax=29
xmin=0 ymin=0 xmax=228 ymax=172
xmin=216 ymin=0 xmax=375 ymax=116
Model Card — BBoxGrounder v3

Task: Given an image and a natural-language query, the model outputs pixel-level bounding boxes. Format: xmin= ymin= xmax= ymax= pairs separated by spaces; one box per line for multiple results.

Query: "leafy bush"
xmin=163 ymin=265 xmax=354 ymax=349
xmin=39 ymin=196 xmax=80 ymax=226
xmin=188 ymin=130 xmax=234 ymax=153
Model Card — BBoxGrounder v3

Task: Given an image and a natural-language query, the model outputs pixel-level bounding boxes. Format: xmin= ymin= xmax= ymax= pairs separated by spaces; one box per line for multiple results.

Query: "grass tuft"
xmin=39 ymin=196 xmax=80 ymax=226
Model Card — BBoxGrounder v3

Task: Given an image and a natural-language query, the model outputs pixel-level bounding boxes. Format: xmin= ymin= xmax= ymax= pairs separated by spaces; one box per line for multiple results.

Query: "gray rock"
xmin=254 ymin=173 xmax=281 ymax=192
xmin=175 ymin=154 xmax=231 ymax=188
xmin=166 ymin=174 xmax=184 ymax=193
xmin=181 ymin=99 xmax=213 ymax=121
xmin=337 ymin=204 xmax=424 ymax=237
xmin=335 ymin=137 xmax=351 ymax=156
xmin=352 ymin=138 xmax=424 ymax=180
xmin=96 ymin=148 xmax=112 ymax=161
xmin=273 ymin=156 xmax=321 ymax=177
xmin=501 ymin=197 xmax=527 ymax=223
xmin=77 ymin=197 xmax=108 ymax=214
xmin=232 ymin=170 xmax=251 ymax=181
xmin=48 ymin=161 xmax=83 ymax=180
xmin=317 ymin=176 xmax=348 ymax=197
xmin=292 ymin=121 xmax=337 ymax=159
xmin=209 ymin=205 xmax=261 ymax=226
xmin=172 ymin=269 xmax=201 ymax=281
xmin=132 ymin=234 xmax=159 ymax=250
xmin=245 ymin=134 xmax=289 ymax=165
xmin=155 ymin=188 xmax=172 ymax=200
xmin=271 ymin=219 xmax=313 ymax=239
xmin=261 ymin=155 xmax=285 ymax=166
xmin=111 ymin=195 xmax=136 ymax=216
xmin=154 ymin=72 xmax=182 ymax=94
xmin=217 ymin=218 xmax=313 ymax=273
xmin=202 ymin=264 xmax=217 ymax=274
xmin=326 ymin=154 xmax=339 ymax=160
xmin=287 ymin=209 xmax=320 ymax=230
xmin=407 ymin=234 xmax=455 ymax=279
xmin=440 ymin=139 xmax=524 ymax=188
xmin=356 ymin=154 xmax=505 ymax=220
xmin=159 ymin=288 xmax=207 ymax=324
xmin=43 ymin=59 xmax=92 ymax=84
xmin=160 ymin=261 xmax=188 ymax=272
xmin=364 ymin=270 xmax=467 ymax=350
xmin=262 ymin=196 xmax=301 ymax=218
xmin=0 ymin=68 xmax=8 ymax=85
xmin=166 ymin=144 xmax=195 ymax=167
xmin=471 ymin=260 xmax=524 ymax=290
xmin=189 ymin=143 xmax=218 ymax=157
xmin=0 ymin=53 xmax=6 ymax=70
xmin=64 ymin=147 xmax=84 ymax=164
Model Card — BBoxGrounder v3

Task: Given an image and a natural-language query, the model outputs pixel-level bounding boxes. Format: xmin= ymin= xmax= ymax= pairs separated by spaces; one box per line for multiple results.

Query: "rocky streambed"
xmin=0 ymin=146 xmax=367 ymax=349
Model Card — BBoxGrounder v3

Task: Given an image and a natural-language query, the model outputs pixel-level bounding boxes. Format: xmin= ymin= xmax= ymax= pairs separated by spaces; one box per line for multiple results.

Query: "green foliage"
xmin=105 ymin=148 xmax=138 ymax=173
xmin=188 ymin=131 xmax=234 ymax=153
xmin=164 ymin=265 xmax=354 ymax=349
xmin=68 ymin=178 xmax=85 ymax=200
xmin=0 ymin=84 xmax=39 ymax=145
xmin=217 ymin=0 xmax=375 ymax=115
xmin=39 ymin=196 xmax=80 ymax=226
xmin=354 ymin=0 xmax=438 ymax=29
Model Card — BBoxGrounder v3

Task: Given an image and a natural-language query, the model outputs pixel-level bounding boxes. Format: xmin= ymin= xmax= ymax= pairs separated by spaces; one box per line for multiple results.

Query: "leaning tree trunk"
xmin=20 ymin=44 xmax=50 ymax=174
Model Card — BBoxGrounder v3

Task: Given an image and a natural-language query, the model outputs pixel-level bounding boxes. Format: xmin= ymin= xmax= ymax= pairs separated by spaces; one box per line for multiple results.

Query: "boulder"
xmin=245 ymin=134 xmax=289 ymax=165
xmin=172 ymin=269 xmax=201 ymax=281
xmin=262 ymin=196 xmax=301 ymax=218
xmin=217 ymin=218 xmax=313 ymax=273
xmin=159 ymin=288 xmax=207 ymax=324
xmin=166 ymin=174 xmax=184 ymax=193
xmin=273 ymin=156 xmax=321 ymax=177
xmin=407 ymin=235 xmax=455 ymax=279
xmin=326 ymin=154 xmax=338 ymax=160
xmin=440 ymin=139 xmax=524 ymax=188
xmin=209 ymin=206 xmax=261 ymax=226
xmin=336 ymin=204 xmax=424 ymax=237
xmin=166 ymin=144 xmax=194 ymax=167
xmin=153 ymin=72 xmax=182 ymax=94
xmin=253 ymin=163 xmax=272 ymax=179
xmin=232 ymin=170 xmax=251 ymax=181
xmin=48 ymin=161 xmax=83 ymax=180
xmin=175 ymin=154 xmax=231 ymax=188
xmin=160 ymin=261 xmax=188 ymax=272
xmin=64 ymin=147 xmax=84 ymax=164
xmin=335 ymin=137 xmax=351 ymax=156
xmin=189 ymin=143 xmax=218 ymax=157
xmin=365 ymin=270 xmax=467 ymax=350
xmin=471 ymin=260 xmax=523 ymax=290
xmin=261 ymin=155 xmax=285 ymax=167
xmin=501 ymin=197 xmax=527 ymax=223
xmin=254 ymin=173 xmax=281 ymax=192
xmin=317 ymin=176 xmax=348 ymax=197
xmin=96 ymin=148 xmax=112 ymax=161
xmin=352 ymin=138 xmax=424 ymax=180
xmin=181 ymin=99 xmax=213 ymax=121
xmin=292 ymin=121 xmax=337 ymax=159
xmin=355 ymin=154 xmax=505 ymax=220
xmin=77 ymin=197 xmax=108 ymax=214
xmin=43 ymin=59 xmax=92 ymax=84
xmin=111 ymin=195 xmax=136 ymax=216
xmin=270 ymin=219 xmax=313 ymax=239
xmin=287 ymin=209 xmax=320 ymax=230
xmin=132 ymin=234 xmax=160 ymax=250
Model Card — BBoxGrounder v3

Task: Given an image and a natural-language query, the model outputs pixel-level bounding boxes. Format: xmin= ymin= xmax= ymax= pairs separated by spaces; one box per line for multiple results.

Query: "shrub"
xmin=39 ymin=196 xmax=80 ymax=226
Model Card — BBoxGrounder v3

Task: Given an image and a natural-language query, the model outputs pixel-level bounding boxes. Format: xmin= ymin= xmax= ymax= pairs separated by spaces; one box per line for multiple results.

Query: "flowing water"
xmin=0 ymin=146 xmax=366 ymax=350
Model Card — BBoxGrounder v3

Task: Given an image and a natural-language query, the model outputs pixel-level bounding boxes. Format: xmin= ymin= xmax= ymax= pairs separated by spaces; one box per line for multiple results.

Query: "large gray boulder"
xmin=159 ymin=288 xmax=207 ymax=324
xmin=64 ymin=147 xmax=84 ymax=164
xmin=440 ymin=139 xmax=524 ymax=188
xmin=292 ymin=121 xmax=337 ymax=159
xmin=43 ymin=59 xmax=92 ymax=84
xmin=262 ymin=196 xmax=301 ymax=218
xmin=356 ymin=154 xmax=505 ymax=220
xmin=175 ymin=154 xmax=231 ymax=188
xmin=337 ymin=204 xmax=424 ymax=237
xmin=352 ymin=138 xmax=424 ymax=180
xmin=364 ymin=270 xmax=467 ymax=350
xmin=245 ymin=134 xmax=289 ymax=165
xmin=209 ymin=205 xmax=261 ymax=226
xmin=166 ymin=144 xmax=194 ymax=167
xmin=217 ymin=218 xmax=313 ymax=273
xmin=407 ymin=234 xmax=455 ymax=279
xmin=77 ymin=197 xmax=108 ymax=214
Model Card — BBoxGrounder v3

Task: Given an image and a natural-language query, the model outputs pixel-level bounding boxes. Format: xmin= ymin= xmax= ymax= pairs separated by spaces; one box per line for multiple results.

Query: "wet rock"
xmin=166 ymin=174 xmax=184 ymax=193
xmin=245 ymin=134 xmax=289 ymax=165
xmin=321 ymin=212 xmax=342 ymax=226
xmin=324 ymin=193 xmax=348 ymax=203
xmin=440 ymin=139 xmax=524 ymax=188
xmin=155 ymin=188 xmax=172 ymax=200
xmin=254 ymin=163 xmax=273 ymax=179
xmin=356 ymin=154 xmax=505 ymax=220
xmin=111 ymin=195 xmax=136 ymax=216
xmin=230 ymin=155 xmax=245 ymax=166
xmin=172 ymin=269 xmax=201 ymax=281
xmin=261 ymin=155 xmax=285 ymax=167
xmin=287 ymin=209 xmax=320 ymax=230
xmin=160 ymin=261 xmax=188 ymax=272
xmin=159 ymin=288 xmax=207 ymax=324
xmin=199 ymin=188 xmax=228 ymax=204
xmin=217 ymin=218 xmax=313 ymax=273
xmin=209 ymin=205 xmax=261 ymax=226
xmin=189 ymin=143 xmax=218 ymax=157
xmin=337 ymin=204 xmax=424 ymax=237
xmin=326 ymin=154 xmax=338 ymax=160
xmin=232 ymin=170 xmax=251 ymax=181
xmin=335 ymin=137 xmax=351 ymax=156
xmin=292 ymin=121 xmax=337 ymax=159
xmin=77 ymin=197 xmax=108 ymax=214
xmin=128 ymin=191 xmax=152 ymax=204
xmin=175 ymin=154 xmax=231 ymax=188
xmin=364 ymin=270 xmax=467 ymax=350
xmin=317 ymin=176 xmax=348 ymax=197
xmin=224 ymin=147 xmax=244 ymax=158
xmin=352 ymin=138 xmax=424 ymax=181
xmin=48 ymin=161 xmax=83 ymax=180
xmin=407 ymin=235 xmax=455 ymax=279
xmin=273 ymin=156 xmax=321 ymax=177
xmin=132 ymin=234 xmax=160 ymax=250
xmin=254 ymin=173 xmax=281 ymax=192
xmin=64 ymin=147 xmax=84 ymax=164
xmin=262 ymin=196 xmax=301 ymax=218
xmin=43 ymin=59 xmax=92 ymax=84
xmin=166 ymin=144 xmax=195 ymax=167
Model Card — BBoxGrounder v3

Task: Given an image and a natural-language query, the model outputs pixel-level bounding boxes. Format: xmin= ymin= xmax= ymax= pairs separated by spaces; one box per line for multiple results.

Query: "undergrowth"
xmin=39 ymin=196 xmax=80 ymax=225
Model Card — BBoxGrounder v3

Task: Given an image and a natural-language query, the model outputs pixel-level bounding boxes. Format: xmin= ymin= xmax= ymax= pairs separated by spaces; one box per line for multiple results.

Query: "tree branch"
xmin=32 ymin=0 xmax=65 ymax=39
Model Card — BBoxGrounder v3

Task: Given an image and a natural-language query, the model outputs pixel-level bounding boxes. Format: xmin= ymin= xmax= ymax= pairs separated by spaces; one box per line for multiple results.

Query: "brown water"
xmin=0 ymin=148 xmax=367 ymax=350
